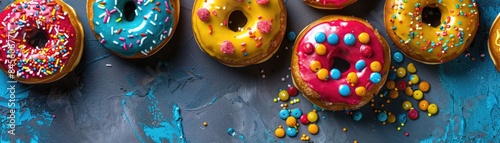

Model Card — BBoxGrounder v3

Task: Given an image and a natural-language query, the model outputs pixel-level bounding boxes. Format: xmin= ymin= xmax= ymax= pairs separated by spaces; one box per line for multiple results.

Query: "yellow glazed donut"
xmin=192 ymin=0 xmax=287 ymax=67
xmin=488 ymin=14 xmax=500 ymax=72
xmin=384 ymin=0 xmax=479 ymax=64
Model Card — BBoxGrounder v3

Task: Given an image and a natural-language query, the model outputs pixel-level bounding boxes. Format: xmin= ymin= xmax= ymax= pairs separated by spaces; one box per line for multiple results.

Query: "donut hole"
xmin=123 ymin=1 xmax=137 ymax=21
xmin=331 ymin=58 xmax=350 ymax=73
xmin=228 ymin=10 xmax=247 ymax=32
xmin=422 ymin=6 xmax=442 ymax=27
xmin=28 ymin=32 xmax=48 ymax=49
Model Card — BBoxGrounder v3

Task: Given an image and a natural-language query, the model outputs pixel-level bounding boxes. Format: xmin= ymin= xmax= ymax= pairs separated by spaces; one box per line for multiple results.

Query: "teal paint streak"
xmin=121 ymin=99 xmax=146 ymax=143
xmin=141 ymin=104 xmax=185 ymax=143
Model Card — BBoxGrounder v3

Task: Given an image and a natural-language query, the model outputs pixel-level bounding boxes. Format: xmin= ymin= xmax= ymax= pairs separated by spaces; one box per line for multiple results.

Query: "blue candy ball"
xmin=291 ymin=108 xmax=303 ymax=119
xmin=339 ymin=84 xmax=351 ymax=97
xmin=393 ymin=52 xmax=404 ymax=63
xmin=279 ymin=109 xmax=290 ymax=120
xmin=330 ymin=69 xmax=341 ymax=80
xmin=370 ymin=72 xmax=382 ymax=83
xmin=344 ymin=33 xmax=356 ymax=46
xmin=315 ymin=32 xmax=326 ymax=43
xmin=327 ymin=33 xmax=339 ymax=45
xmin=355 ymin=60 xmax=366 ymax=71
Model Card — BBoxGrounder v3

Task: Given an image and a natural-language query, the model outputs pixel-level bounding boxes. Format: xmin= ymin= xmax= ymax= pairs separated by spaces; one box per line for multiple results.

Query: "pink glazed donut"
xmin=303 ymin=0 xmax=357 ymax=9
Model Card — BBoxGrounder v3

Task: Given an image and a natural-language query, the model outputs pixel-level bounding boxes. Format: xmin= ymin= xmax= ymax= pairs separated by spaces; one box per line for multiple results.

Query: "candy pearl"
xmin=307 ymin=111 xmax=319 ymax=123
xmin=389 ymin=89 xmax=399 ymax=99
xmin=388 ymin=71 xmax=397 ymax=80
xmin=377 ymin=112 xmax=388 ymax=122
xmin=396 ymin=67 xmax=407 ymax=78
xmin=355 ymin=86 xmax=366 ymax=97
xmin=412 ymin=90 xmax=424 ymax=100
xmin=402 ymin=101 xmax=413 ymax=111
xmin=386 ymin=80 xmax=395 ymax=89
xmin=358 ymin=32 xmax=370 ymax=44
xmin=398 ymin=113 xmax=407 ymax=124
xmin=419 ymin=100 xmax=429 ymax=111
xmin=369 ymin=73 xmax=382 ymax=84
xmin=300 ymin=114 xmax=309 ymax=125
xmin=397 ymin=80 xmax=407 ymax=91
xmin=288 ymin=86 xmax=298 ymax=97
xmin=317 ymin=68 xmax=329 ymax=81
xmin=279 ymin=109 xmax=290 ymax=120
xmin=315 ymin=44 xmax=327 ymax=55
xmin=347 ymin=72 xmax=358 ymax=84
xmin=338 ymin=84 xmax=351 ymax=96
xmin=355 ymin=60 xmax=366 ymax=71
xmin=428 ymin=104 xmax=439 ymax=115
xmin=407 ymin=63 xmax=417 ymax=73
xmin=303 ymin=42 xmax=314 ymax=54
xmin=310 ymin=60 xmax=321 ymax=72
xmin=360 ymin=45 xmax=373 ymax=57
xmin=327 ymin=33 xmax=339 ymax=45
xmin=279 ymin=90 xmax=289 ymax=101
xmin=343 ymin=33 xmax=355 ymax=46
xmin=308 ymin=124 xmax=319 ymax=135
xmin=387 ymin=114 xmax=396 ymax=123
xmin=419 ymin=81 xmax=430 ymax=92
xmin=275 ymin=126 xmax=285 ymax=138
xmin=291 ymin=108 xmax=303 ymax=119
xmin=330 ymin=69 xmax=341 ymax=80
xmin=405 ymin=87 xmax=414 ymax=96
xmin=408 ymin=108 xmax=419 ymax=120
xmin=286 ymin=127 xmax=297 ymax=137
xmin=286 ymin=116 xmax=297 ymax=127
xmin=370 ymin=61 xmax=382 ymax=72
xmin=352 ymin=111 xmax=362 ymax=121
xmin=315 ymin=32 xmax=326 ymax=43
xmin=287 ymin=31 xmax=296 ymax=42
xmin=393 ymin=52 xmax=404 ymax=63
xmin=409 ymin=74 xmax=419 ymax=85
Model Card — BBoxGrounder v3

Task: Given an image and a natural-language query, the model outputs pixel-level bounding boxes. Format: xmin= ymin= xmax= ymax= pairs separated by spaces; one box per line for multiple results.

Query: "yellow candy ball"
xmin=308 ymin=124 xmax=319 ymax=134
xmin=405 ymin=87 xmax=414 ymax=96
xmin=275 ymin=127 xmax=285 ymax=138
xmin=419 ymin=81 xmax=430 ymax=92
xmin=389 ymin=89 xmax=399 ymax=99
xmin=358 ymin=32 xmax=370 ymax=44
xmin=386 ymin=80 xmax=395 ymax=90
xmin=370 ymin=61 xmax=382 ymax=72
xmin=428 ymin=103 xmax=438 ymax=115
xmin=286 ymin=116 xmax=297 ymax=127
xmin=315 ymin=44 xmax=327 ymax=56
xmin=347 ymin=72 xmax=358 ymax=84
xmin=355 ymin=86 xmax=367 ymax=97
xmin=402 ymin=101 xmax=412 ymax=111
xmin=413 ymin=90 xmax=424 ymax=101
xmin=317 ymin=68 xmax=329 ymax=81
xmin=310 ymin=61 xmax=322 ymax=73
xmin=397 ymin=67 xmax=406 ymax=78
xmin=407 ymin=63 xmax=417 ymax=73
xmin=307 ymin=111 xmax=319 ymax=123
xmin=409 ymin=74 xmax=419 ymax=85
xmin=279 ymin=90 xmax=289 ymax=101
xmin=419 ymin=100 xmax=429 ymax=111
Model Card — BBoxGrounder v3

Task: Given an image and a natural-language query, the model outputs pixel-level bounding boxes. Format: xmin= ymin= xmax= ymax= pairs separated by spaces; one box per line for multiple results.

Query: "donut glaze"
xmin=192 ymin=0 xmax=287 ymax=67
xmin=0 ymin=0 xmax=84 ymax=84
xmin=488 ymin=14 xmax=500 ymax=72
xmin=87 ymin=0 xmax=179 ymax=58
xmin=292 ymin=16 xmax=390 ymax=110
xmin=303 ymin=0 xmax=357 ymax=9
xmin=384 ymin=0 xmax=479 ymax=64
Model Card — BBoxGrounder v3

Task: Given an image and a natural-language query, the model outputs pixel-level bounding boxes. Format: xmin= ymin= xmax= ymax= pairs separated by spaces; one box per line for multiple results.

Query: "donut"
xmin=384 ymin=0 xmax=479 ymax=64
xmin=192 ymin=0 xmax=287 ymax=67
xmin=303 ymin=0 xmax=357 ymax=10
xmin=488 ymin=14 xmax=500 ymax=72
xmin=86 ymin=0 xmax=179 ymax=58
xmin=0 ymin=0 xmax=84 ymax=84
xmin=291 ymin=15 xmax=391 ymax=111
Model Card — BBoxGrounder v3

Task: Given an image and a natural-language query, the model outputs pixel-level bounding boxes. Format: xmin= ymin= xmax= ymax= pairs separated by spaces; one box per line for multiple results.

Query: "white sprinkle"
xmin=49 ymin=26 xmax=53 ymax=33
xmin=281 ymin=78 xmax=285 ymax=81
xmin=106 ymin=64 xmax=112 ymax=67
xmin=146 ymin=30 xmax=153 ymax=34
xmin=260 ymin=70 xmax=264 ymax=73
xmin=144 ymin=0 xmax=150 ymax=5
xmin=113 ymin=41 xmax=119 ymax=44
xmin=111 ymin=26 xmax=114 ymax=35
xmin=99 ymin=13 xmax=106 ymax=18
xmin=168 ymin=28 xmax=172 ymax=36
xmin=262 ymin=74 xmax=266 ymax=78
xmin=115 ymin=0 xmax=117 ymax=5
xmin=137 ymin=6 xmax=142 ymax=11
xmin=23 ymin=33 xmax=26 ymax=40
xmin=64 ymin=33 xmax=69 ymax=39
xmin=140 ymin=37 xmax=147 ymax=46
xmin=100 ymin=33 xmax=104 ymax=38
xmin=135 ymin=10 xmax=138 ymax=16
xmin=95 ymin=21 xmax=100 ymax=25
xmin=141 ymin=51 xmax=148 ymax=55
xmin=152 ymin=40 xmax=156 ymax=44
xmin=150 ymin=21 xmax=156 ymax=26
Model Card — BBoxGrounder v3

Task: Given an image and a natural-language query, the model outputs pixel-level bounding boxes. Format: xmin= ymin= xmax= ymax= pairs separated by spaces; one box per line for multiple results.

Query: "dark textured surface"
xmin=1 ymin=0 xmax=500 ymax=142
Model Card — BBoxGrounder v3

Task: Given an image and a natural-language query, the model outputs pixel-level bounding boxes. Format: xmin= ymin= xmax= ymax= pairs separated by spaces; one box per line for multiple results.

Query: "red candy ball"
xmin=300 ymin=114 xmax=309 ymax=125
xmin=288 ymin=86 xmax=298 ymax=97
xmin=396 ymin=80 xmax=407 ymax=91
xmin=303 ymin=42 xmax=314 ymax=54
xmin=360 ymin=45 xmax=373 ymax=57
xmin=408 ymin=108 xmax=418 ymax=120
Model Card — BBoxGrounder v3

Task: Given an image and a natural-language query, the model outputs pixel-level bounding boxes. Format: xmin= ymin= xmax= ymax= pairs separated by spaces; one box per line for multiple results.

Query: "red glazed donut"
xmin=0 ymin=0 xmax=84 ymax=84
xmin=291 ymin=15 xmax=391 ymax=110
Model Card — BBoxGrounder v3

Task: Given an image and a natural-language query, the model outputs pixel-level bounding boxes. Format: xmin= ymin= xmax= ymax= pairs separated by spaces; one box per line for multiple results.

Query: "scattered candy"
xmin=409 ymin=74 xmax=419 ymax=85
xmin=286 ymin=127 xmax=297 ymax=137
xmin=389 ymin=90 xmax=399 ymax=99
xmin=279 ymin=90 xmax=290 ymax=101
xmin=352 ymin=111 xmax=362 ymax=121
xmin=308 ymin=124 xmax=319 ymax=134
xmin=343 ymin=127 xmax=347 ymax=132
xmin=404 ymin=87 xmax=413 ymax=96
xmin=300 ymin=114 xmax=310 ymax=125
xmin=286 ymin=116 xmax=297 ymax=127
xmin=408 ymin=108 xmax=419 ymax=120
xmin=386 ymin=80 xmax=396 ymax=89
xmin=387 ymin=114 xmax=396 ymax=123
xmin=301 ymin=134 xmax=310 ymax=141
xmin=396 ymin=67 xmax=407 ymax=78
xmin=287 ymin=31 xmax=296 ymax=42
xmin=203 ymin=122 xmax=207 ymax=126
xmin=407 ymin=63 xmax=417 ymax=73
xmin=377 ymin=112 xmax=388 ymax=122
xmin=419 ymin=100 xmax=429 ymax=111
xmin=428 ymin=103 xmax=439 ymax=115
xmin=402 ymin=101 xmax=412 ymax=111
xmin=288 ymin=86 xmax=298 ymax=97
xmin=398 ymin=114 xmax=407 ymax=124
xmin=275 ymin=125 xmax=285 ymax=138
xmin=419 ymin=81 xmax=430 ymax=92
xmin=412 ymin=90 xmax=424 ymax=100
xmin=393 ymin=52 xmax=404 ymax=63
xmin=279 ymin=109 xmax=290 ymax=120
xmin=291 ymin=108 xmax=303 ymax=118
